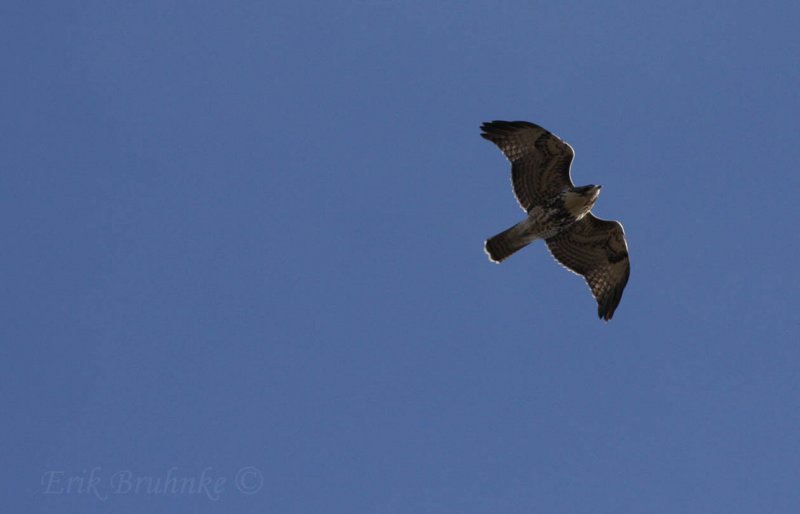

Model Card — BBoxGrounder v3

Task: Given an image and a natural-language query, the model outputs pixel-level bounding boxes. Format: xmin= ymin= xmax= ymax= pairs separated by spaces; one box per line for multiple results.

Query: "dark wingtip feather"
xmin=598 ymin=302 xmax=612 ymax=321
xmin=480 ymin=121 xmax=507 ymax=138
xmin=481 ymin=120 xmax=543 ymax=133
xmin=596 ymin=262 xmax=630 ymax=322
xmin=597 ymin=284 xmax=627 ymax=322
xmin=481 ymin=121 xmax=539 ymax=145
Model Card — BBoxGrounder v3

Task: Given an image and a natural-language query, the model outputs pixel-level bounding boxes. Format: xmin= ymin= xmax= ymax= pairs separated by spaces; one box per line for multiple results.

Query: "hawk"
xmin=481 ymin=120 xmax=630 ymax=321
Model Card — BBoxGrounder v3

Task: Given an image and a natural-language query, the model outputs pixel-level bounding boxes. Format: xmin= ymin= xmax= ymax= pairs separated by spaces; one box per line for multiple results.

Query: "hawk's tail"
xmin=484 ymin=224 xmax=532 ymax=263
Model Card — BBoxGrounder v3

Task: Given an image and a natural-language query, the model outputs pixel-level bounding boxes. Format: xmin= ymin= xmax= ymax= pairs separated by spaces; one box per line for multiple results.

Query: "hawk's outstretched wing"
xmin=545 ymin=213 xmax=630 ymax=321
xmin=480 ymin=121 xmax=575 ymax=212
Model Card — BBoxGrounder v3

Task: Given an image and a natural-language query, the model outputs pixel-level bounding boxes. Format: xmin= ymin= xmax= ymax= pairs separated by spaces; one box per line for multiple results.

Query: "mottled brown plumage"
xmin=481 ymin=120 xmax=630 ymax=321
xmin=480 ymin=121 xmax=575 ymax=211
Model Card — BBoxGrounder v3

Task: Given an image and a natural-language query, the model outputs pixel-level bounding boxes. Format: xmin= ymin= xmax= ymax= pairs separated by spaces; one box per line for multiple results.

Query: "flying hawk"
xmin=481 ymin=120 xmax=630 ymax=321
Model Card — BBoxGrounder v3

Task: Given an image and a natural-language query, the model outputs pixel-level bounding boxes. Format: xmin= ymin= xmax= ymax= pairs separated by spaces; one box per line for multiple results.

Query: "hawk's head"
xmin=563 ymin=185 xmax=601 ymax=219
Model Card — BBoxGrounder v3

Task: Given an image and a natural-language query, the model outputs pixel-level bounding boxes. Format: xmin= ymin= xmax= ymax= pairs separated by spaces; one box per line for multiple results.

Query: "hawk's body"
xmin=481 ymin=121 xmax=630 ymax=321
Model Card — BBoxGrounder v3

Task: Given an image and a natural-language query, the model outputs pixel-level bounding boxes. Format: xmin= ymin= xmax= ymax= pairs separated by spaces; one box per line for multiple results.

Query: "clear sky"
xmin=3 ymin=1 xmax=800 ymax=513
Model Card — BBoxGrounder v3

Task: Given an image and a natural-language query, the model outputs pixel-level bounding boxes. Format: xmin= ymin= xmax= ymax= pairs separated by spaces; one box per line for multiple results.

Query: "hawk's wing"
xmin=545 ymin=213 xmax=630 ymax=321
xmin=480 ymin=121 xmax=575 ymax=212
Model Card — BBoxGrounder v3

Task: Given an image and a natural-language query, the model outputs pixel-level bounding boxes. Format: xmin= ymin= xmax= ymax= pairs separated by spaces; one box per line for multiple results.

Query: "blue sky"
xmin=2 ymin=1 xmax=800 ymax=512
